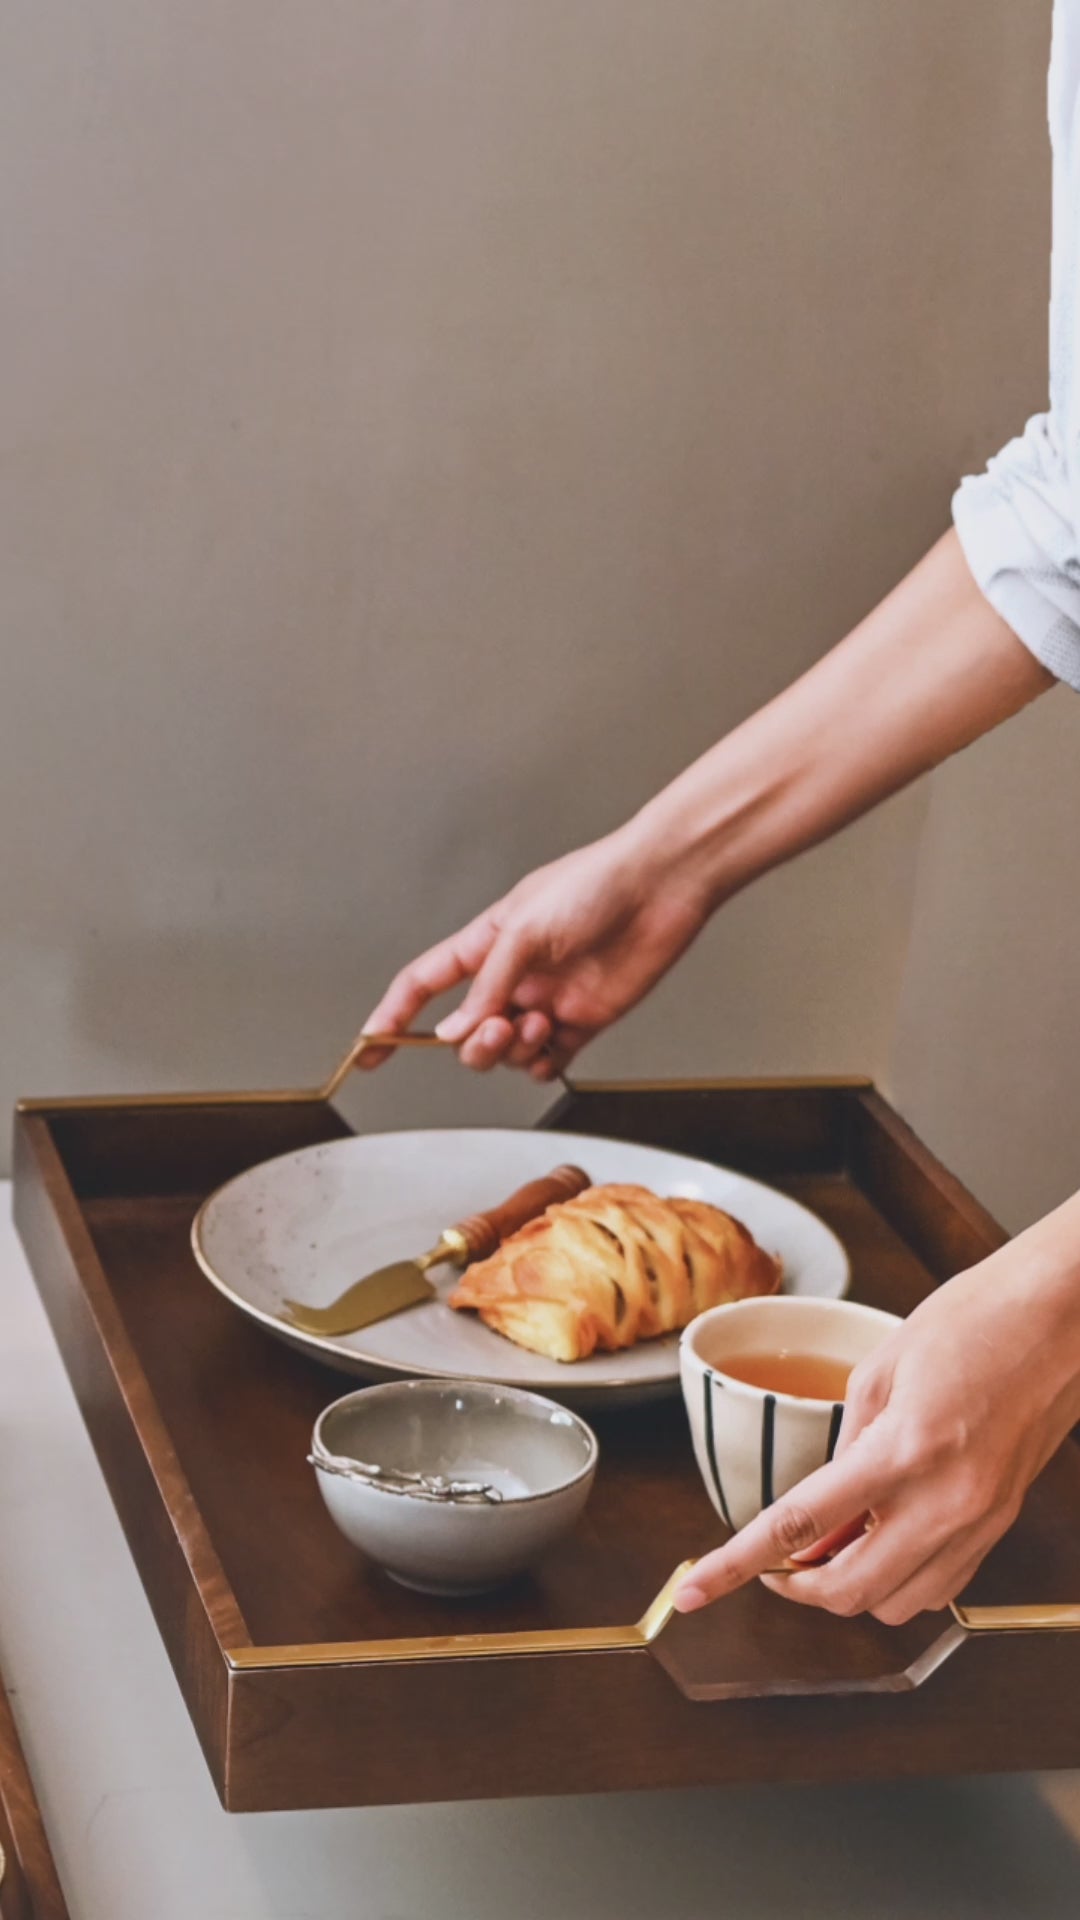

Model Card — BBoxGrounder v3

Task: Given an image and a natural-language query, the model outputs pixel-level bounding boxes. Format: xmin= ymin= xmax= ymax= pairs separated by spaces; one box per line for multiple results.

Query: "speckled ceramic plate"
xmin=191 ymin=1129 xmax=850 ymax=1407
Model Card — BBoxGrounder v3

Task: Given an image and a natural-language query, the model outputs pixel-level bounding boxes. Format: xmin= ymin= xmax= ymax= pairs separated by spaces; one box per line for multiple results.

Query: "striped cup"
xmin=680 ymin=1296 xmax=902 ymax=1533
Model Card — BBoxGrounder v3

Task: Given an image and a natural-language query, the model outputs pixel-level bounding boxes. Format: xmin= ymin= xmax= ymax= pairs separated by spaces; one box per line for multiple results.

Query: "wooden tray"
xmin=13 ymin=1078 xmax=1080 ymax=1812
xmin=0 ymin=1667 xmax=69 ymax=1920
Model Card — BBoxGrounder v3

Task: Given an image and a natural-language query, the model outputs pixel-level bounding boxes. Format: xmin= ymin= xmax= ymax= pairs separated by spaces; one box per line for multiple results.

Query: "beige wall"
xmin=880 ymin=13 xmax=1080 ymax=1238
xmin=890 ymin=691 xmax=1080 ymax=1234
xmin=0 ymin=3 xmax=1052 ymax=1176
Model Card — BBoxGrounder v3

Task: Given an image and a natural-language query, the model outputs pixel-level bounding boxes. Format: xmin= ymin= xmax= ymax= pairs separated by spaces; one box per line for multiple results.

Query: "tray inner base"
xmin=77 ymin=1165 xmax=1008 ymax=1690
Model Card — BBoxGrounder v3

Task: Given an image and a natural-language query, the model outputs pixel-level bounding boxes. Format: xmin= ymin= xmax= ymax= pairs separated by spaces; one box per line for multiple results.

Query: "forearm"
xmin=631 ymin=530 xmax=1053 ymax=911
xmin=987 ymin=1186 xmax=1080 ymax=1353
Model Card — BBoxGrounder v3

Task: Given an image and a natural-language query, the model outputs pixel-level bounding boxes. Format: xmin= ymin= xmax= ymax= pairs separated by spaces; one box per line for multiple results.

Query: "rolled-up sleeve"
xmin=953 ymin=411 xmax=1080 ymax=691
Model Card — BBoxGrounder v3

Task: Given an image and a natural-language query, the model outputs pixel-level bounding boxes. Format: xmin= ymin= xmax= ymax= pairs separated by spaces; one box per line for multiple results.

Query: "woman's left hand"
xmin=675 ymin=1209 xmax=1080 ymax=1625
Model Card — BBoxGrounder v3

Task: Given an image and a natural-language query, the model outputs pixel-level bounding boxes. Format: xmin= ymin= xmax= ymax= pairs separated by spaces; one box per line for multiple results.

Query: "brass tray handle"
xmin=16 ymin=1025 xmax=577 ymax=1114
xmin=319 ymin=1029 xmax=447 ymax=1102
xmin=319 ymin=1028 xmax=572 ymax=1102
xmin=949 ymin=1602 xmax=1080 ymax=1633
xmin=15 ymin=1030 xmax=452 ymax=1114
xmin=223 ymin=1571 xmax=1080 ymax=1678
xmin=648 ymin=1579 xmax=1080 ymax=1641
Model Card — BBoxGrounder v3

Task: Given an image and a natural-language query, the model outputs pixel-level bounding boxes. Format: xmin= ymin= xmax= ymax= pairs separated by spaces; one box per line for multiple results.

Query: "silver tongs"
xmin=308 ymin=1445 xmax=504 ymax=1506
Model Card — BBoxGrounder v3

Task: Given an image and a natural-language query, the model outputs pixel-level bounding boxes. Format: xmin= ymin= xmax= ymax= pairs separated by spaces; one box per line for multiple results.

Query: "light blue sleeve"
xmin=952 ymin=411 xmax=1080 ymax=691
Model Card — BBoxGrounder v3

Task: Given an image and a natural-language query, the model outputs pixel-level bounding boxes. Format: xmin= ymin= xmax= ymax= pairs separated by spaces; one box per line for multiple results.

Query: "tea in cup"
xmin=680 ymin=1296 xmax=901 ymax=1531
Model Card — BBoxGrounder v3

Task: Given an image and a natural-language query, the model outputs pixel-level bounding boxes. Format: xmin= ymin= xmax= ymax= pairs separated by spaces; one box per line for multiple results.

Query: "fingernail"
xmin=673 ymin=1583 xmax=707 ymax=1614
xmin=436 ymin=1011 xmax=471 ymax=1042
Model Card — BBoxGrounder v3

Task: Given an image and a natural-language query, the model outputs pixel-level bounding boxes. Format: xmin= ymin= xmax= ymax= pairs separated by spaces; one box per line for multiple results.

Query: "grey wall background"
xmin=891 ymin=691 xmax=1080 ymax=1234
xmin=0 ymin=0 xmax=1064 ymax=1222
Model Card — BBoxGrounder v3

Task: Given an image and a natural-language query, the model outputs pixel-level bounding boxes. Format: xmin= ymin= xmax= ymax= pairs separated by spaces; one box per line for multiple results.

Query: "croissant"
xmin=449 ymin=1182 xmax=781 ymax=1363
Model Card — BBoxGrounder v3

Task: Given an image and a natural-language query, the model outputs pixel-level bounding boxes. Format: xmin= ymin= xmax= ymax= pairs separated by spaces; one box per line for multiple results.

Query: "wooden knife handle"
xmin=451 ymin=1165 xmax=591 ymax=1264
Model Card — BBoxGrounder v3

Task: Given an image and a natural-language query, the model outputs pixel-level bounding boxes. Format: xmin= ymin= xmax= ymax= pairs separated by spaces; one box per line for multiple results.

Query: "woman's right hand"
xmin=362 ymin=538 xmax=1054 ymax=1078
xmin=360 ymin=822 xmax=710 ymax=1078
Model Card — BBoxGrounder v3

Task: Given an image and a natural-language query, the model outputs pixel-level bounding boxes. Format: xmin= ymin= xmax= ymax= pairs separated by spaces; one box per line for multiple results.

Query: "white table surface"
xmin=4 ymin=1186 xmax=1080 ymax=1920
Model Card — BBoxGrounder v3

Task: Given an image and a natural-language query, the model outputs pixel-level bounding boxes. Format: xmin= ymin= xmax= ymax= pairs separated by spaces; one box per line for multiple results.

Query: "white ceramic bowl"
xmin=681 ymin=1296 xmax=902 ymax=1531
xmin=311 ymin=1379 xmax=599 ymax=1595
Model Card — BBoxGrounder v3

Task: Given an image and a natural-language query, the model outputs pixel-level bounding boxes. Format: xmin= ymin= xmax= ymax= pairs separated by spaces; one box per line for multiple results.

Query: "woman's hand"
xmin=361 ymin=823 xmax=710 ymax=1077
xmin=676 ymin=1214 xmax=1080 ymax=1624
xmin=362 ymin=536 xmax=1049 ymax=1080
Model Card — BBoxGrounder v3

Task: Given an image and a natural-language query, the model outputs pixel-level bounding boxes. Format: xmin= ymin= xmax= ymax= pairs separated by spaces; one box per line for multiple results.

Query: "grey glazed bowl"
xmin=310 ymin=1378 xmax=599 ymax=1595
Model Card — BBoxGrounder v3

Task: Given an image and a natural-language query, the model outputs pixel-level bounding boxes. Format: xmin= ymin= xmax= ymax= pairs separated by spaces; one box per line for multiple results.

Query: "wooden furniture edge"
xmin=15 ymin=1091 xmax=333 ymax=1114
xmin=0 ymin=1680 xmax=69 ymax=1920
xmin=10 ymin=1111 xmax=242 ymax=1798
xmin=847 ymin=1088 xmax=1009 ymax=1278
xmin=219 ymin=1628 xmax=1080 ymax=1812
xmin=15 ymin=1074 xmax=874 ymax=1117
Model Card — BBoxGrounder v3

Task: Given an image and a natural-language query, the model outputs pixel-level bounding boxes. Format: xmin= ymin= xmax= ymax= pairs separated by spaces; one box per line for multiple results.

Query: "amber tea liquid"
xmin=716 ymin=1349 xmax=853 ymax=1400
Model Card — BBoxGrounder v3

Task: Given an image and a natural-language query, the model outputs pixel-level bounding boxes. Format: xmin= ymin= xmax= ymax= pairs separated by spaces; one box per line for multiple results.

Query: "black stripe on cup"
xmin=826 ymin=1401 xmax=844 ymax=1462
xmin=702 ymin=1373 xmax=733 ymax=1530
xmin=760 ymin=1393 xmax=776 ymax=1509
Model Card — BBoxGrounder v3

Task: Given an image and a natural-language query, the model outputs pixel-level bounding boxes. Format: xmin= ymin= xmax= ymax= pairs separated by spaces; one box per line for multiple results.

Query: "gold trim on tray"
xmin=564 ymin=1075 xmax=874 ymax=1093
xmin=221 ymin=1578 xmax=1080 ymax=1674
xmin=225 ymin=1562 xmax=694 ymax=1672
xmin=16 ymin=1033 xmax=445 ymax=1114
xmin=15 ymin=1070 xmax=874 ymax=1116
xmin=17 ymin=1088 xmax=345 ymax=1112
xmin=950 ymin=1601 xmax=1080 ymax=1633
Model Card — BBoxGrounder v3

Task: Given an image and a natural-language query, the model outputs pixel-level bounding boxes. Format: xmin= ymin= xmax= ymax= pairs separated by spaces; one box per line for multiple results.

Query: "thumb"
xmin=833 ymin=1351 xmax=897 ymax=1459
xmin=435 ymin=924 xmax=537 ymax=1043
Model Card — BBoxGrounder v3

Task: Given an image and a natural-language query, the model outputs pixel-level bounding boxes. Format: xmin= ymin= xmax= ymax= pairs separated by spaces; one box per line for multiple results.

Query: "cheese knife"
xmin=281 ymin=1163 xmax=591 ymax=1336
